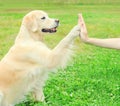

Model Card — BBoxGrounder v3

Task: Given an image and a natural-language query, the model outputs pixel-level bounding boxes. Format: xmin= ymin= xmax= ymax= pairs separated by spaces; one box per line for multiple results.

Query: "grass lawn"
xmin=0 ymin=0 xmax=120 ymax=106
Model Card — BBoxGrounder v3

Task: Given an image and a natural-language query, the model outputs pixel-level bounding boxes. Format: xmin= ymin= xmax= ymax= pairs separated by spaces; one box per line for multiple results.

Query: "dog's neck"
xmin=15 ymin=25 xmax=44 ymax=43
xmin=30 ymin=31 xmax=44 ymax=41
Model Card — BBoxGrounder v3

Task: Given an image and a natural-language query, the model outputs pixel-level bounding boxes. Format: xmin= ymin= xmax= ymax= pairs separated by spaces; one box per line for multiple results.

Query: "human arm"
xmin=78 ymin=14 xmax=120 ymax=49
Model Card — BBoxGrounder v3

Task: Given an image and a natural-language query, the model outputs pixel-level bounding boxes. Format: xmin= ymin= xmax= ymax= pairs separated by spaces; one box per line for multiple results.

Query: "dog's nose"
xmin=55 ymin=19 xmax=59 ymax=24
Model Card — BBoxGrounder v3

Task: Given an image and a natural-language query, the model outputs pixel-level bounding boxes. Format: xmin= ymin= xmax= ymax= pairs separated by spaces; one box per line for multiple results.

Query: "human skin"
xmin=78 ymin=14 xmax=120 ymax=50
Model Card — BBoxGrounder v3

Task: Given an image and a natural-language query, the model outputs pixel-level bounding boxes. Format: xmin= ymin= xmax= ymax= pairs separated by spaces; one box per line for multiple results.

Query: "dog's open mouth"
xmin=42 ymin=27 xmax=57 ymax=33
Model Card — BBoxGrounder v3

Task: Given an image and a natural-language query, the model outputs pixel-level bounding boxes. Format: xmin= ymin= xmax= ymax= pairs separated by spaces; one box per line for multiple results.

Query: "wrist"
xmin=81 ymin=36 xmax=90 ymax=43
xmin=85 ymin=37 xmax=90 ymax=43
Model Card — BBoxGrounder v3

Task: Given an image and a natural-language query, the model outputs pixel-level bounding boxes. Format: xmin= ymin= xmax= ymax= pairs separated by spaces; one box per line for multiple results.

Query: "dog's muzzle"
xmin=42 ymin=20 xmax=59 ymax=33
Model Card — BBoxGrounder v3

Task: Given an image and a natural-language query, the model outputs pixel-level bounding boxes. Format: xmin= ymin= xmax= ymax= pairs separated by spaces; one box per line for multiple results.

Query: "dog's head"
xmin=23 ymin=10 xmax=59 ymax=34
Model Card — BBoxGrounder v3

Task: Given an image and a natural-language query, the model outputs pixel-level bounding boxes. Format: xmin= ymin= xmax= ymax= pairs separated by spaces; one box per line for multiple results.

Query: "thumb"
xmin=78 ymin=13 xmax=87 ymax=33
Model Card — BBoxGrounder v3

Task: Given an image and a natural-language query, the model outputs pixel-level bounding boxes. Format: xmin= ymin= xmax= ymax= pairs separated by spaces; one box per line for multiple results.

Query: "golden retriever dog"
xmin=0 ymin=10 xmax=80 ymax=106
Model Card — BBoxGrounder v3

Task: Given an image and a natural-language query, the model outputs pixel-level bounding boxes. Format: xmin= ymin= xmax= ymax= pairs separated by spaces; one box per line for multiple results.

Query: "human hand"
xmin=78 ymin=14 xmax=88 ymax=42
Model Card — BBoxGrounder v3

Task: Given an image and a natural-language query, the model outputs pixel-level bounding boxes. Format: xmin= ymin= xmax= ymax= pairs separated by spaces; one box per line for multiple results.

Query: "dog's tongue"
xmin=49 ymin=28 xmax=56 ymax=33
xmin=42 ymin=27 xmax=57 ymax=33
xmin=51 ymin=28 xmax=56 ymax=31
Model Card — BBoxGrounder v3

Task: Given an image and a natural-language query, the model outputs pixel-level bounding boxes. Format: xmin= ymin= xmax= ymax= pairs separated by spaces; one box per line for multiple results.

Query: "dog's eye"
xmin=41 ymin=17 xmax=46 ymax=20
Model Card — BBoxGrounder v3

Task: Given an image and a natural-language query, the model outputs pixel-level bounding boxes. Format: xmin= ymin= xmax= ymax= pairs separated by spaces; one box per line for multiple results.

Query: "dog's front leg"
xmin=46 ymin=25 xmax=80 ymax=69
xmin=32 ymin=87 xmax=45 ymax=102
xmin=32 ymin=78 xmax=47 ymax=102
xmin=32 ymin=25 xmax=80 ymax=102
xmin=0 ymin=91 xmax=4 ymax=106
xmin=0 ymin=91 xmax=12 ymax=106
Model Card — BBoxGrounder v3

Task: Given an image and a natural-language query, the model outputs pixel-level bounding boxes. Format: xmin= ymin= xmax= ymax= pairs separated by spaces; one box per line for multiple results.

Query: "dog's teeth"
xmin=42 ymin=27 xmax=57 ymax=33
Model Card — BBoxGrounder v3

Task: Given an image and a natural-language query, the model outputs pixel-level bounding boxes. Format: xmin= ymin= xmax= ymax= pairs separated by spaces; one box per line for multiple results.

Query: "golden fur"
xmin=0 ymin=10 xmax=80 ymax=106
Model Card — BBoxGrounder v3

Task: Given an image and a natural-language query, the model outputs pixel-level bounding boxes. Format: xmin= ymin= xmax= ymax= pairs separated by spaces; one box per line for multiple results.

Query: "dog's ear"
xmin=23 ymin=14 xmax=38 ymax=32
xmin=31 ymin=19 xmax=38 ymax=32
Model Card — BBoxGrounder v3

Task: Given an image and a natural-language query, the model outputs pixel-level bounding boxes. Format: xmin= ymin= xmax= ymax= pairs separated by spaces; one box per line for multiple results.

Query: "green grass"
xmin=0 ymin=0 xmax=120 ymax=106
